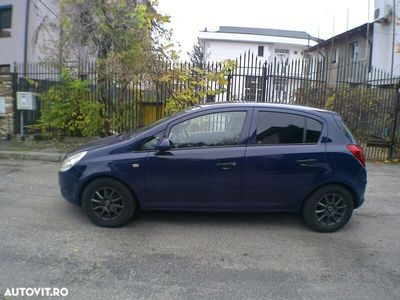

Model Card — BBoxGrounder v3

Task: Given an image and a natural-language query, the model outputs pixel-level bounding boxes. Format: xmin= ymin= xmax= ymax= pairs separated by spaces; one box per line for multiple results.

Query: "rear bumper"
xmin=353 ymin=167 xmax=367 ymax=209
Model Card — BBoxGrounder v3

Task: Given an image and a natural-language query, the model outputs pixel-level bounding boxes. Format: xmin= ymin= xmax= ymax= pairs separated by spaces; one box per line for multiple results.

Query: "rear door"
xmin=243 ymin=109 xmax=328 ymax=210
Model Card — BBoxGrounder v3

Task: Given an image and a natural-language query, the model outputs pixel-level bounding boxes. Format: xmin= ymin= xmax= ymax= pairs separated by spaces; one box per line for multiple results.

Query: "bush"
xmin=37 ymin=69 xmax=103 ymax=138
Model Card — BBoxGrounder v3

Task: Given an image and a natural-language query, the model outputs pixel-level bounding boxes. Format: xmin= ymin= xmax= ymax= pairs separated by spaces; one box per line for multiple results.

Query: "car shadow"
xmin=59 ymin=199 xmax=307 ymax=231
xmin=130 ymin=210 xmax=306 ymax=229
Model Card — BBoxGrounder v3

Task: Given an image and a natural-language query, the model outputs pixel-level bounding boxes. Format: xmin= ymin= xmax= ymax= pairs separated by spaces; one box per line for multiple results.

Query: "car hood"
xmin=69 ymin=135 xmax=123 ymax=154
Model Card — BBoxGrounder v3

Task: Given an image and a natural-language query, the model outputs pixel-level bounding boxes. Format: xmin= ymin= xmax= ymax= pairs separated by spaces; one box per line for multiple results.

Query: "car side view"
xmin=58 ymin=103 xmax=367 ymax=232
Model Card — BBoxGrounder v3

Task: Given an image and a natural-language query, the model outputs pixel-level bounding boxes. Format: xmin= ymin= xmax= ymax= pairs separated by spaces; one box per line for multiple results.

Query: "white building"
xmin=0 ymin=0 xmax=59 ymax=73
xmin=198 ymin=26 xmax=321 ymax=102
xmin=198 ymin=26 xmax=320 ymax=63
xmin=372 ymin=0 xmax=400 ymax=76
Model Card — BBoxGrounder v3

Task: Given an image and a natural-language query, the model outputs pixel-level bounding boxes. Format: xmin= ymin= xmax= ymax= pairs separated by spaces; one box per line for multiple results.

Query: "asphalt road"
xmin=0 ymin=159 xmax=399 ymax=300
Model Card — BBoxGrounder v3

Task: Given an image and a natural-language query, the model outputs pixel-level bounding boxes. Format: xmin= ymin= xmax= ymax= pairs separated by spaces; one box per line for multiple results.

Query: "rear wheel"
xmin=82 ymin=178 xmax=136 ymax=227
xmin=302 ymin=185 xmax=354 ymax=232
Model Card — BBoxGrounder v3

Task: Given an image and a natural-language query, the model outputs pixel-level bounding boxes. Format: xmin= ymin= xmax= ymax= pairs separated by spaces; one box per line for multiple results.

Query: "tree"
xmin=188 ymin=41 xmax=206 ymax=68
xmin=57 ymin=0 xmax=172 ymax=134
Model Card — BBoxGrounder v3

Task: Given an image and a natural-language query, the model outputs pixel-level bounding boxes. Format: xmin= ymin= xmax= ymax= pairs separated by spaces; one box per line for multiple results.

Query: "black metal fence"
xmin=11 ymin=53 xmax=400 ymax=160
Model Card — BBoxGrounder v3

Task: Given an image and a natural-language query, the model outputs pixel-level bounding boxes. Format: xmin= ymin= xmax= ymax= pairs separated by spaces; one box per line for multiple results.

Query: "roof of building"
xmin=306 ymin=23 xmax=373 ymax=52
xmin=200 ymin=26 xmax=322 ymax=43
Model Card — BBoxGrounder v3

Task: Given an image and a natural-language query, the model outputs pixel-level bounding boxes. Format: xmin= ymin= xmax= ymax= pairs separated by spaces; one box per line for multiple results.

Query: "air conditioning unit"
xmin=374 ymin=4 xmax=392 ymax=23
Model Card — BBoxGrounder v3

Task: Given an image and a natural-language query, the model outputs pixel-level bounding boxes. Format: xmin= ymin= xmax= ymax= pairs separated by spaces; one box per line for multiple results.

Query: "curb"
xmin=0 ymin=151 xmax=66 ymax=162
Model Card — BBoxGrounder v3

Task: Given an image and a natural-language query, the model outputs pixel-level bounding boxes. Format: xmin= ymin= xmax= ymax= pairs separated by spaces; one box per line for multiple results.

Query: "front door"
xmin=145 ymin=109 xmax=250 ymax=209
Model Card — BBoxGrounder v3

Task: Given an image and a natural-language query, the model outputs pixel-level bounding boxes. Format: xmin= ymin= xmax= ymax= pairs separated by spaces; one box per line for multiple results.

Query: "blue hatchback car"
xmin=59 ymin=103 xmax=367 ymax=232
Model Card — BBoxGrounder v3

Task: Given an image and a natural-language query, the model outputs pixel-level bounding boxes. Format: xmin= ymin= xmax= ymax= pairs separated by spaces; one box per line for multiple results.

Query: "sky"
xmin=158 ymin=0 xmax=374 ymax=59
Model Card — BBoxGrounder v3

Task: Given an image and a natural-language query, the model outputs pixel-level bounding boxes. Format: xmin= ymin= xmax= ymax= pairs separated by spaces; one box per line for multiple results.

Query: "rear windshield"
xmin=332 ymin=114 xmax=357 ymax=144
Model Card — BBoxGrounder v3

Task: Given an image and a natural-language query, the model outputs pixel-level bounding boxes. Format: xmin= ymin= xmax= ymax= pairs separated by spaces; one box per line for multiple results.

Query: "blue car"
xmin=59 ymin=103 xmax=367 ymax=232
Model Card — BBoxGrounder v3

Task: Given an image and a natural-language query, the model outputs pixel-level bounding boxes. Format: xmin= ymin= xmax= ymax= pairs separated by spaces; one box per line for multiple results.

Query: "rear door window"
xmin=255 ymin=112 xmax=322 ymax=145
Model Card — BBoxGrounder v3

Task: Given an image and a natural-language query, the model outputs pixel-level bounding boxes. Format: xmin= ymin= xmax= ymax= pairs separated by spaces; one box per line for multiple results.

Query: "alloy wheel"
xmin=90 ymin=187 xmax=125 ymax=221
xmin=315 ymin=193 xmax=347 ymax=226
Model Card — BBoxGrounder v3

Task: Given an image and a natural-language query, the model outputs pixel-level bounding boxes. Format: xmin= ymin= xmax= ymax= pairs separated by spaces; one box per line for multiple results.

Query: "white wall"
xmin=199 ymin=31 xmax=312 ymax=63
xmin=0 ymin=0 xmax=59 ymax=67
xmin=372 ymin=0 xmax=400 ymax=76
xmin=203 ymin=40 xmax=309 ymax=63
xmin=27 ymin=0 xmax=59 ymax=62
xmin=0 ymin=0 xmax=27 ymax=67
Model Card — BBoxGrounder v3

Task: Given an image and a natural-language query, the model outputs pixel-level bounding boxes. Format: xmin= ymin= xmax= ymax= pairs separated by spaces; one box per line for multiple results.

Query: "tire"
xmin=82 ymin=178 xmax=136 ymax=227
xmin=302 ymin=184 xmax=354 ymax=233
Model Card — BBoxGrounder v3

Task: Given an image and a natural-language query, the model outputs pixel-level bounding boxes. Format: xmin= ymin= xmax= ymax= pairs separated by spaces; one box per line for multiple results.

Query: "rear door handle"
xmin=296 ymin=159 xmax=317 ymax=166
xmin=216 ymin=162 xmax=237 ymax=170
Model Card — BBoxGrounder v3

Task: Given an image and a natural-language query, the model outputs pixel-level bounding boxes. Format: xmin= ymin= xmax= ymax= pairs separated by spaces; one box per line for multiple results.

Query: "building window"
xmin=349 ymin=42 xmax=359 ymax=60
xmin=0 ymin=5 xmax=12 ymax=37
xmin=258 ymin=45 xmax=264 ymax=57
xmin=331 ymin=48 xmax=338 ymax=64
xmin=0 ymin=65 xmax=10 ymax=74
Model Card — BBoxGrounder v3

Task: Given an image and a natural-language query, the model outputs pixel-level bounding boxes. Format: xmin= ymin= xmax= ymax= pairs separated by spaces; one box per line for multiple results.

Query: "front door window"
xmin=168 ymin=111 xmax=247 ymax=149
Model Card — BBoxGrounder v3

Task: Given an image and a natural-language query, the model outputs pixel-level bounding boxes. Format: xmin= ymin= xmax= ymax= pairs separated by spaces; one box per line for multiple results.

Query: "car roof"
xmin=196 ymin=102 xmax=333 ymax=114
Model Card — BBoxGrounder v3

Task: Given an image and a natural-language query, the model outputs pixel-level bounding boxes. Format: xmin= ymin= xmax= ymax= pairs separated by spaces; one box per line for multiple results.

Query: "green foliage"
xmin=162 ymin=60 xmax=237 ymax=115
xmin=110 ymin=101 xmax=137 ymax=133
xmin=292 ymin=84 xmax=332 ymax=109
xmin=294 ymin=83 xmax=397 ymax=141
xmin=37 ymin=69 xmax=102 ymax=138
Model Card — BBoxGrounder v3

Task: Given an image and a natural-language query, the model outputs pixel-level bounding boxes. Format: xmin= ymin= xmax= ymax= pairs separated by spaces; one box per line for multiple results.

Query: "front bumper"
xmin=58 ymin=167 xmax=83 ymax=205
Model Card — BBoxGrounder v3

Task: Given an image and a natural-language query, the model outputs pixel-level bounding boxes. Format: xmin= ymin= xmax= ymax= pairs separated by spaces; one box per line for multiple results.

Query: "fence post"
xmin=389 ymin=87 xmax=400 ymax=159
xmin=226 ymin=71 xmax=232 ymax=102
xmin=261 ymin=62 xmax=267 ymax=102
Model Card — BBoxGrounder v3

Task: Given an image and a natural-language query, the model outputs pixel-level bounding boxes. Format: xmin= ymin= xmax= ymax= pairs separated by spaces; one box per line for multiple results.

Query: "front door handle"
xmin=216 ymin=162 xmax=237 ymax=170
xmin=296 ymin=159 xmax=317 ymax=166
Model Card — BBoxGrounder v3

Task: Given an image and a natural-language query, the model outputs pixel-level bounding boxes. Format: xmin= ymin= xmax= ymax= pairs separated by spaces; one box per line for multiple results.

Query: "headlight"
xmin=60 ymin=151 xmax=87 ymax=172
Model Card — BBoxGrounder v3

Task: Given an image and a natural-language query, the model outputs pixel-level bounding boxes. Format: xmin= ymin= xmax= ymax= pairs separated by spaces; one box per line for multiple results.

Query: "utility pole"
xmin=365 ymin=0 xmax=371 ymax=81
xmin=391 ymin=0 xmax=396 ymax=77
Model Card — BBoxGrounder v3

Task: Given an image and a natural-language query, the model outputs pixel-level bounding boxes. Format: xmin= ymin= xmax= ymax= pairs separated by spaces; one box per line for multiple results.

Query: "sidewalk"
xmin=0 ymin=137 xmax=96 ymax=162
xmin=0 ymin=150 xmax=65 ymax=162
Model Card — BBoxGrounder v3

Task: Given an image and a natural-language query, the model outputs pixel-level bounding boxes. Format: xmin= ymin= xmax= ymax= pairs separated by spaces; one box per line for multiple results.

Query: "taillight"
xmin=346 ymin=144 xmax=366 ymax=167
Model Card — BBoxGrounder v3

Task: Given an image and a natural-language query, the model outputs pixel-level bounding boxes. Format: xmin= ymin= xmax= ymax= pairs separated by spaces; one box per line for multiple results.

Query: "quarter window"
xmin=135 ymin=131 xmax=164 ymax=151
xmin=255 ymin=112 xmax=322 ymax=145
xmin=306 ymin=118 xmax=323 ymax=143
xmin=169 ymin=111 xmax=246 ymax=149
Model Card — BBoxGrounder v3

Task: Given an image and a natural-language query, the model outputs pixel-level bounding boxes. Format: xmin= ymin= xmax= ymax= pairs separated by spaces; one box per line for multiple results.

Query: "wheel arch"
xmin=299 ymin=181 xmax=358 ymax=211
xmin=78 ymin=175 xmax=141 ymax=208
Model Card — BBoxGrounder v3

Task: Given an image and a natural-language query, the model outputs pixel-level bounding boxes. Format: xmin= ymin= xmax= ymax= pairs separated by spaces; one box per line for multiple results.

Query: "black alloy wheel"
xmin=302 ymin=185 xmax=354 ymax=232
xmin=82 ymin=178 xmax=136 ymax=227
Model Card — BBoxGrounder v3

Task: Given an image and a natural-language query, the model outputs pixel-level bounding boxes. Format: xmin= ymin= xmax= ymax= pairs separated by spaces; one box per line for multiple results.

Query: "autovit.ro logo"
xmin=4 ymin=287 xmax=68 ymax=297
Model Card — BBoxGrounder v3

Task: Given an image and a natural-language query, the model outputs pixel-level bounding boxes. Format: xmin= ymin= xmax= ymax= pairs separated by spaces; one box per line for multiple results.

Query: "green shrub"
xmin=37 ymin=69 xmax=103 ymax=138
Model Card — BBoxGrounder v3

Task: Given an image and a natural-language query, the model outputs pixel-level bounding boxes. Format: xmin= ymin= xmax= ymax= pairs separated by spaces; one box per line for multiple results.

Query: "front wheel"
xmin=82 ymin=178 xmax=136 ymax=227
xmin=302 ymin=185 xmax=354 ymax=232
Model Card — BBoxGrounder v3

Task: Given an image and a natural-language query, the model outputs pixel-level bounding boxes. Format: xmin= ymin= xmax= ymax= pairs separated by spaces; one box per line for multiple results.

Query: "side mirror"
xmin=156 ymin=138 xmax=171 ymax=152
